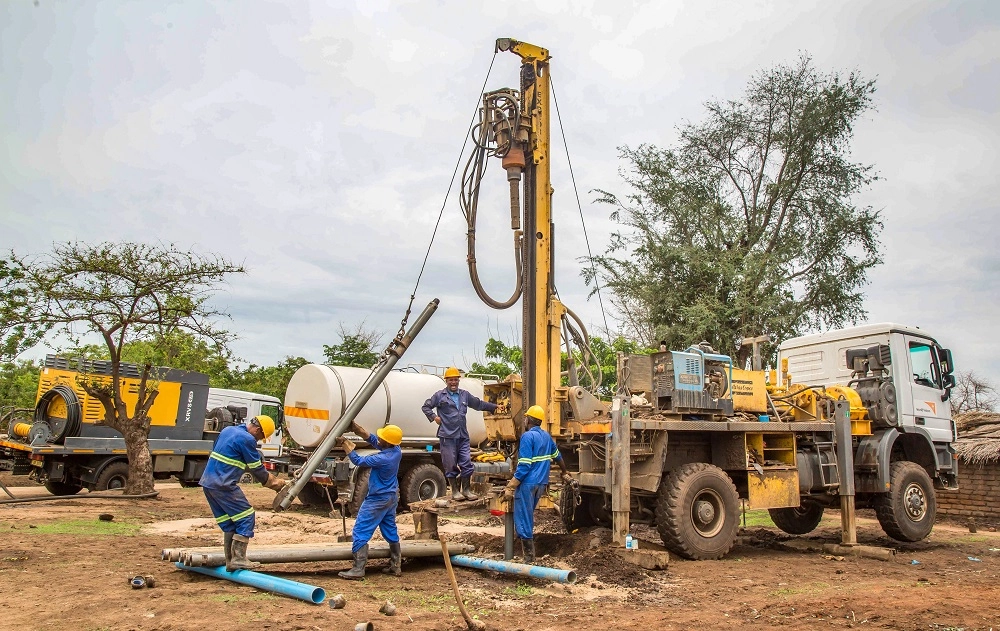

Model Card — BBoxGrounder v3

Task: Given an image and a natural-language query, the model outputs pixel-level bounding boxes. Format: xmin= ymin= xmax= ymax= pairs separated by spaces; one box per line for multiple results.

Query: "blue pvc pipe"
xmin=175 ymin=562 xmax=325 ymax=604
xmin=449 ymin=555 xmax=577 ymax=584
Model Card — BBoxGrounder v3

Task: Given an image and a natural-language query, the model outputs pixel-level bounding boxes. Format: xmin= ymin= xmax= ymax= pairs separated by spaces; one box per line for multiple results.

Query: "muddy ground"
xmin=0 ymin=475 xmax=998 ymax=631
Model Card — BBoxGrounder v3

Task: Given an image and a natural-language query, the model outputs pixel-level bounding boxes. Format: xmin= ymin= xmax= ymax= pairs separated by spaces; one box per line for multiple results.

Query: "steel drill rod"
xmin=178 ymin=541 xmax=475 ymax=567
xmin=276 ymin=299 xmax=440 ymax=511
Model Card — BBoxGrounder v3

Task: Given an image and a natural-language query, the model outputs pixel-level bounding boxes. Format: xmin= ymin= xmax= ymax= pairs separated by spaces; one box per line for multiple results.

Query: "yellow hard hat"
xmin=253 ymin=415 xmax=276 ymax=438
xmin=444 ymin=367 xmax=461 ymax=379
xmin=376 ymin=424 xmax=403 ymax=446
xmin=525 ymin=405 xmax=545 ymax=422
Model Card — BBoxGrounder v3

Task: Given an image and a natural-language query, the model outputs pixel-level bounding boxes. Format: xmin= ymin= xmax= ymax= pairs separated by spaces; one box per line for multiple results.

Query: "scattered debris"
xmin=379 ymin=601 xmax=396 ymax=616
xmin=967 ymin=556 xmax=981 ymax=562
xmin=128 ymin=575 xmax=155 ymax=589
xmin=98 ymin=513 xmax=114 ymax=522
xmin=329 ymin=593 xmax=346 ymax=609
xmin=910 ymin=559 xmax=921 ymax=565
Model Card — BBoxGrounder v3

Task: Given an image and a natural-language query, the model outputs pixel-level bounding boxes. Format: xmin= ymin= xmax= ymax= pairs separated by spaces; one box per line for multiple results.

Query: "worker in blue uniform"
xmin=336 ymin=421 xmax=404 ymax=579
xmin=422 ymin=366 xmax=498 ymax=501
xmin=199 ymin=415 xmax=286 ymax=571
xmin=504 ymin=405 xmax=572 ymax=563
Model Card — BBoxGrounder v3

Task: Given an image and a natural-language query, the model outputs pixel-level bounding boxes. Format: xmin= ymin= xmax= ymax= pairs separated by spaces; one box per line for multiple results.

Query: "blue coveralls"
xmin=513 ymin=425 xmax=562 ymax=540
xmin=199 ymin=424 xmax=268 ymax=538
xmin=348 ymin=434 xmax=402 ymax=554
xmin=422 ymin=388 xmax=497 ymax=479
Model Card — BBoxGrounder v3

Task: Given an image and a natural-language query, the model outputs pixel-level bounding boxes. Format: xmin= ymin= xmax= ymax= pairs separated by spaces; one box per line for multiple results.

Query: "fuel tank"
xmin=283 ymin=365 xmax=487 ymax=449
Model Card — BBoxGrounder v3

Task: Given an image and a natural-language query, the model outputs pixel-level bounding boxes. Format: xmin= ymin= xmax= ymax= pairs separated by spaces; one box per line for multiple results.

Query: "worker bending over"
xmin=423 ymin=366 xmax=498 ymax=501
xmin=504 ymin=405 xmax=572 ymax=563
xmin=200 ymin=415 xmax=286 ymax=571
xmin=336 ymin=422 xmax=404 ymax=579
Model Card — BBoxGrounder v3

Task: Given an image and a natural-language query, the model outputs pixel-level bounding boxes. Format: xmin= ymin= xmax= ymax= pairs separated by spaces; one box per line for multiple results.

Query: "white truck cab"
xmin=206 ymin=388 xmax=284 ymax=459
xmin=779 ymin=322 xmax=958 ymax=493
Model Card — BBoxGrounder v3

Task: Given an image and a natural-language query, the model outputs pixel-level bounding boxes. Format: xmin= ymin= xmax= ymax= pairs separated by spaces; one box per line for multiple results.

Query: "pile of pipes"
xmin=163 ymin=541 xmax=472 ymax=568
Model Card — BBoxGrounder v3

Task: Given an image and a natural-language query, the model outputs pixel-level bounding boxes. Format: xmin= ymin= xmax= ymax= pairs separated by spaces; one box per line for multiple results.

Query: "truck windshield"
xmin=908 ymin=343 xmax=940 ymax=389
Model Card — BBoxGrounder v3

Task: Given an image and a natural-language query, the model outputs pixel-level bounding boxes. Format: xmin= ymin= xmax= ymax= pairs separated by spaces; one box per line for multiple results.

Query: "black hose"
xmin=0 ymin=476 xmax=16 ymax=499
xmin=0 ymin=490 xmax=159 ymax=505
xmin=34 ymin=385 xmax=82 ymax=444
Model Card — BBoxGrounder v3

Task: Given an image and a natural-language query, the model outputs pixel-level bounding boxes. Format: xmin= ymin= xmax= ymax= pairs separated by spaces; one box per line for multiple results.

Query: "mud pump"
xmin=466 ymin=38 xmax=958 ymax=560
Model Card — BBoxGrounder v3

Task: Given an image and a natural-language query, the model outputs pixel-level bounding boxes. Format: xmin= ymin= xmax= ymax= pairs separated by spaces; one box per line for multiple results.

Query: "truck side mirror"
xmin=939 ymin=348 xmax=954 ymax=376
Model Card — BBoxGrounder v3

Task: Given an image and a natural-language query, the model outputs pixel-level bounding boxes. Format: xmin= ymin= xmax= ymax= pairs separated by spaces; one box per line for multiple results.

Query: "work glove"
xmin=337 ymin=436 xmax=356 ymax=453
xmin=503 ymin=477 xmax=520 ymax=502
xmin=264 ymin=474 xmax=287 ymax=492
xmin=561 ymin=472 xmax=573 ymax=485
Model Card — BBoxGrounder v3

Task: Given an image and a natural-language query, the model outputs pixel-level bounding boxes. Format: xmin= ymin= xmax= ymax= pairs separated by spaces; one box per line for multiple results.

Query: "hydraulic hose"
xmin=34 ymin=385 xmax=82 ymax=444
xmin=0 ymin=491 xmax=159 ymax=505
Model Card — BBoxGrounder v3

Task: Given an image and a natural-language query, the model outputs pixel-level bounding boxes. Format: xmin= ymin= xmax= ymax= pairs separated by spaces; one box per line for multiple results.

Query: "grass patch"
xmin=740 ymin=509 xmax=775 ymax=528
xmin=0 ymin=519 xmax=140 ymax=536
xmin=504 ymin=581 xmax=534 ymax=597
xmin=768 ymin=581 xmax=830 ymax=597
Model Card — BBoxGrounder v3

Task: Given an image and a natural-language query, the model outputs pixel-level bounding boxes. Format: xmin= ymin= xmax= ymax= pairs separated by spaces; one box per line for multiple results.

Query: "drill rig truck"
xmin=468 ymin=38 xmax=958 ymax=560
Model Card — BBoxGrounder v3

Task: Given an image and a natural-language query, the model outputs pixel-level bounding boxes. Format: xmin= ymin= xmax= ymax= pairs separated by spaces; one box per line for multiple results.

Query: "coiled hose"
xmin=34 ymin=385 xmax=82 ymax=444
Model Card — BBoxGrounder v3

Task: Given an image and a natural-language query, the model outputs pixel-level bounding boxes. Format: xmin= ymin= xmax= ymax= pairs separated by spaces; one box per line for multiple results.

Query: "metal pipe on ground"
xmin=175 ymin=541 xmax=476 ymax=567
xmin=449 ymin=555 xmax=577 ymax=584
xmin=175 ymin=562 xmax=325 ymax=604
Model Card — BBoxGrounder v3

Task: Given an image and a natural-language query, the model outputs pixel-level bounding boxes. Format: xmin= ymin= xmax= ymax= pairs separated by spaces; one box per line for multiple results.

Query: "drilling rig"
xmin=467 ymin=38 xmax=959 ymax=560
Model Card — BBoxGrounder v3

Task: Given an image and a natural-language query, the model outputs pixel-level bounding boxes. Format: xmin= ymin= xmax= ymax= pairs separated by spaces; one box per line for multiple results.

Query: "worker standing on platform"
xmin=200 ymin=415 xmax=286 ymax=571
xmin=423 ymin=367 xmax=498 ymax=501
xmin=336 ymin=421 xmax=404 ymax=579
xmin=504 ymin=405 xmax=572 ymax=563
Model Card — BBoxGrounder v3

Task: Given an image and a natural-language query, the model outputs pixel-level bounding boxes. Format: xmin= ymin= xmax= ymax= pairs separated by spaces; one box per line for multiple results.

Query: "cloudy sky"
xmin=2 ymin=1 xmax=998 ymax=383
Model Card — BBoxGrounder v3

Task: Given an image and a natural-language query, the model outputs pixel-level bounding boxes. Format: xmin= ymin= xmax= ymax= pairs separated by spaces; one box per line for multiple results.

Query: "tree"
xmin=322 ymin=321 xmax=384 ymax=368
xmin=222 ymin=356 xmax=310 ymax=401
xmin=0 ymin=242 xmax=244 ymax=494
xmin=587 ymin=53 xmax=881 ymax=366
xmin=469 ymin=337 xmax=522 ymax=380
xmin=950 ymin=370 xmax=998 ymax=414
xmin=0 ymin=357 xmax=42 ymax=413
xmin=64 ymin=330 xmax=231 ymax=385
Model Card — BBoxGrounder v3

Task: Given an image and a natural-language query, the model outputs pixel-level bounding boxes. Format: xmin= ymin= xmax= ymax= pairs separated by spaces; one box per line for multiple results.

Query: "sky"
xmin=2 ymin=1 xmax=998 ymax=383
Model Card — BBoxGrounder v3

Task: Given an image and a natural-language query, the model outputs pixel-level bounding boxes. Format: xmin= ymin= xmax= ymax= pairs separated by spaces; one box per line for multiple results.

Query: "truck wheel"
xmin=400 ymin=463 xmax=447 ymax=509
xmin=95 ymin=462 xmax=129 ymax=491
xmin=655 ymin=463 xmax=740 ymax=560
xmin=347 ymin=467 xmax=370 ymax=517
xmin=875 ymin=461 xmax=936 ymax=542
xmin=769 ymin=502 xmax=825 ymax=535
xmin=44 ymin=479 xmax=83 ymax=496
xmin=296 ymin=482 xmax=331 ymax=507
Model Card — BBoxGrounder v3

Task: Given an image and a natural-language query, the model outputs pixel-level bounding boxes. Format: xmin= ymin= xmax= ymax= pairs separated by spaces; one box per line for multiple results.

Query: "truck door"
xmin=899 ymin=336 xmax=952 ymax=443
xmin=255 ymin=401 xmax=284 ymax=459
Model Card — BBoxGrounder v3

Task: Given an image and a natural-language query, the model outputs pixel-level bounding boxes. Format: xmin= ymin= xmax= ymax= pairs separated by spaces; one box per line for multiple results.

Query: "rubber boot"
xmin=450 ymin=478 xmax=464 ymax=501
xmin=223 ymin=531 xmax=234 ymax=567
xmin=381 ymin=541 xmax=402 ymax=576
xmin=338 ymin=544 xmax=368 ymax=580
xmin=460 ymin=476 xmax=479 ymax=501
xmin=227 ymin=534 xmax=261 ymax=572
xmin=521 ymin=538 xmax=535 ymax=564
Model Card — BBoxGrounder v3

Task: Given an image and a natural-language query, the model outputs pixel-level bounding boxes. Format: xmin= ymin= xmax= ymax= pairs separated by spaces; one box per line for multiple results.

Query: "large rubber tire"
xmin=94 ymin=461 xmax=129 ymax=492
xmin=655 ymin=463 xmax=740 ymax=560
xmin=44 ymin=479 xmax=83 ymax=496
xmin=769 ymin=502 xmax=825 ymax=535
xmin=346 ymin=467 xmax=370 ymax=517
xmin=875 ymin=461 xmax=936 ymax=542
xmin=559 ymin=485 xmax=595 ymax=532
xmin=295 ymin=481 xmax=331 ymax=507
xmin=400 ymin=463 xmax=447 ymax=509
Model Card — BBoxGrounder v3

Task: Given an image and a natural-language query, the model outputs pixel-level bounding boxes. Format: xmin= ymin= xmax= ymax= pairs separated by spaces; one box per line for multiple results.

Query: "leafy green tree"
xmin=322 ymin=321 xmax=383 ymax=368
xmin=470 ymin=337 xmax=522 ymax=380
xmin=0 ymin=242 xmax=244 ymax=494
xmin=222 ymin=356 xmax=310 ymax=401
xmin=0 ymin=358 xmax=43 ymax=413
xmin=581 ymin=336 xmax=654 ymax=398
xmin=63 ymin=331 xmax=231 ymax=384
xmin=587 ymin=53 xmax=881 ymax=367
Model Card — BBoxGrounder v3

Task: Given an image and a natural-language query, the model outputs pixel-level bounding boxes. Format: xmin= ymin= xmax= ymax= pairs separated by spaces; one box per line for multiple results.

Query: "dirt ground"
xmin=1 ymin=475 xmax=998 ymax=631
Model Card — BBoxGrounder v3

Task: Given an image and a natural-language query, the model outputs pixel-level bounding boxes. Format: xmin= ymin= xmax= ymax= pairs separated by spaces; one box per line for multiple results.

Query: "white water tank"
xmin=283 ymin=365 xmax=488 ymax=449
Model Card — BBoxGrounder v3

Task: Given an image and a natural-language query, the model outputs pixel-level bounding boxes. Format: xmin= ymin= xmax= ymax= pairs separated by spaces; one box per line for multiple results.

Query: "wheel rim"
xmin=107 ymin=473 xmax=127 ymax=490
xmin=691 ymin=489 xmax=725 ymax=538
xmin=903 ymin=482 xmax=927 ymax=521
xmin=417 ymin=479 xmax=440 ymax=500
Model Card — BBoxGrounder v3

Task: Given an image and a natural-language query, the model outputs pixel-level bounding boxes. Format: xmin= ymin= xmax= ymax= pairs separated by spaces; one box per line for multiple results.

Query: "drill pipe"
xmin=177 ymin=541 xmax=475 ymax=567
xmin=275 ymin=298 xmax=440 ymax=511
xmin=175 ymin=563 xmax=325 ymax=604
xmin=449 ymin=555 xmax=577 ymax=584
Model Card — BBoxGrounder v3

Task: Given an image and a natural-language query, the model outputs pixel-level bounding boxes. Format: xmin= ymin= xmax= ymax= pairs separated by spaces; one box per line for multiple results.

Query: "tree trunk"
xmin=122 ymin=423 xmax=156 ymax=495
